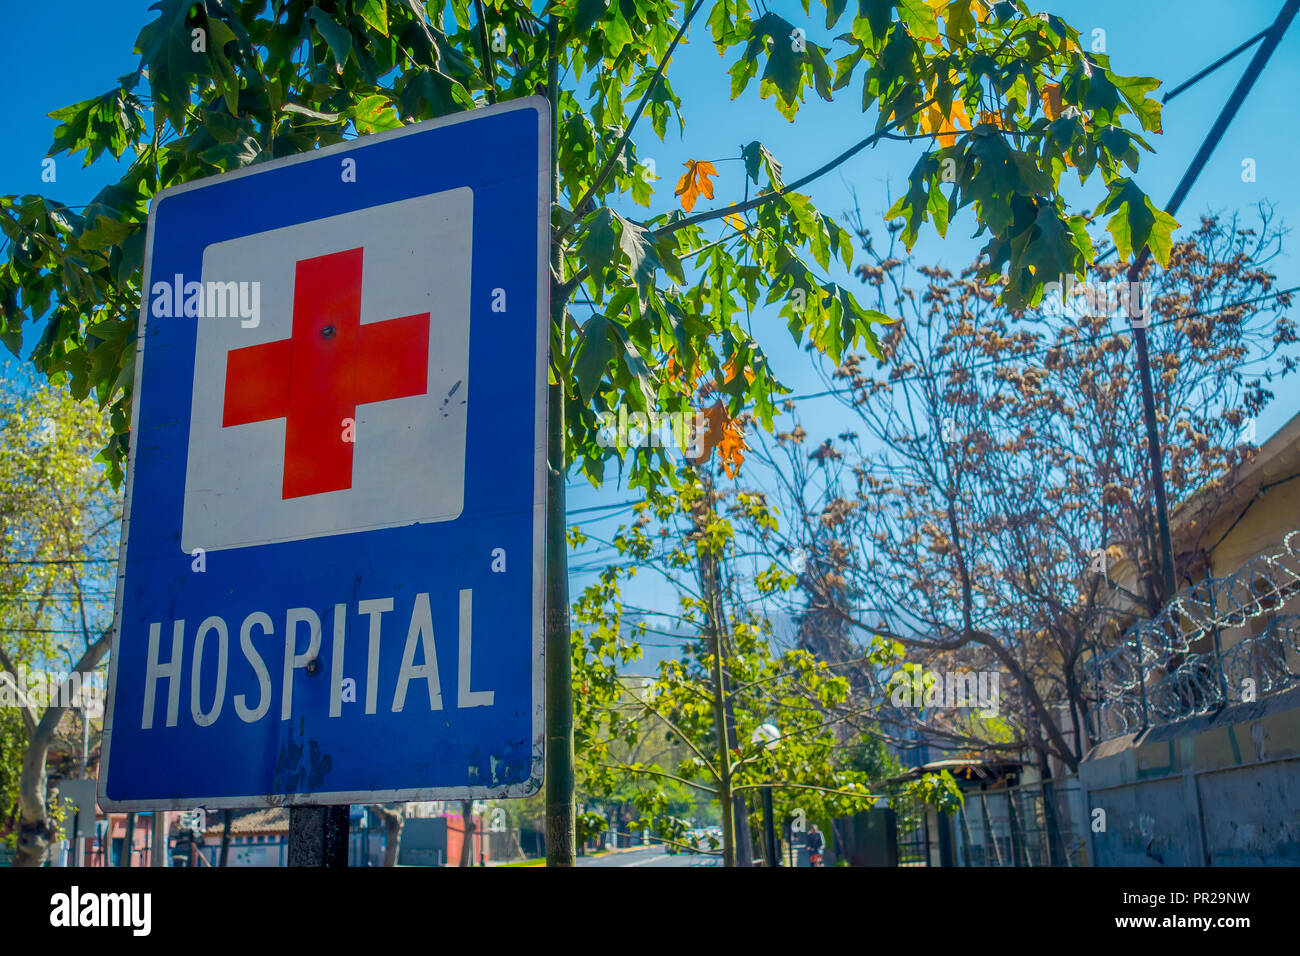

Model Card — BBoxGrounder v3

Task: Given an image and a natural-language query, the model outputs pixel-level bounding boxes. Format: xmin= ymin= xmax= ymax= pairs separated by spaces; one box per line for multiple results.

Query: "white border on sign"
xmin=98 ymin=96 xmax=551 ymax=811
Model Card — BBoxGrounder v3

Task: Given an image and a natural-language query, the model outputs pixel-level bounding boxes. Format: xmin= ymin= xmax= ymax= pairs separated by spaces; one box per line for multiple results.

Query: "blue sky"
xmin=4 ymin=1 xmax=1299 ymax=635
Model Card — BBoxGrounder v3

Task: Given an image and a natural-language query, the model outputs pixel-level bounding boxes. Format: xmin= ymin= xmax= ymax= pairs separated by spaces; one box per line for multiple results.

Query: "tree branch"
xmin=473 ymin=0 xmax=498 ymax=105
xmin=555 ymin=96 xmax=938 ymax=303
xmin=557 ymin=0 xmax=707 ymax=246
xmin=598 ymin=763 xmax=718 ymax=795
xmin=623 ymin=685 xmax=721 ymax=781
xmin=731 ymin=781 xmax=884 ymax=800
xmin=0 ymin=668 xmax=38 ymax=738
xmin=18 ymin=626 xmax=112 ymax=823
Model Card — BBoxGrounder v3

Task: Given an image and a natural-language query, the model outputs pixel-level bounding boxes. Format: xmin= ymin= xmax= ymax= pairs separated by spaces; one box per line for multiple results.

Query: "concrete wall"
xmin=1081 ymin=685 xmax=1300 ymax=866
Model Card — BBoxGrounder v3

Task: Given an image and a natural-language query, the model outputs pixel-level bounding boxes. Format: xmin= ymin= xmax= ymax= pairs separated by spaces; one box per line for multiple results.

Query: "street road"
xmin=577 ymin=846 xmax=722 ymax=867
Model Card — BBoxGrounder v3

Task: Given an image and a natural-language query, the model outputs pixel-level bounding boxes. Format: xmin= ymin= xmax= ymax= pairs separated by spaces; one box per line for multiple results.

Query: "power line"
xmin=1094 ymin=25 xmax=1275 ymax=263
xmin=783 ymin=283 xmax=1300 ymax=403
xmin=1162 ymin=28 xmax=1270 ymax=104
xmin=568 ymin=499 xmax=643 ymax=516
xmin=1127 ymin=0 xmax=1300 ymax=602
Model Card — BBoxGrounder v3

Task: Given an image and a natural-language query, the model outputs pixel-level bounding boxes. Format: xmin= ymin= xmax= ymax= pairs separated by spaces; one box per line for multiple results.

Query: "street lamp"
xmin=750 ymin=725 xmax=781 ymax=867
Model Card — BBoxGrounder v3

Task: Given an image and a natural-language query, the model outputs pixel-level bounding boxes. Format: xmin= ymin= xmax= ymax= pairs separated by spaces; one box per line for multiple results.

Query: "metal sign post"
xmin=288 ymin=806 xmax=350 ymax=867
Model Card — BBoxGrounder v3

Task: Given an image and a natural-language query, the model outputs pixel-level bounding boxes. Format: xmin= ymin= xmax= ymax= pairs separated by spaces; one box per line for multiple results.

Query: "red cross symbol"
xmin=221 ymin=247 xmax=430 ymax=499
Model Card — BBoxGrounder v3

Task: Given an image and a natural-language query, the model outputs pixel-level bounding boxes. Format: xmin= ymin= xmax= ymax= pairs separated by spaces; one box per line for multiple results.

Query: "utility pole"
xmin=1125 ymin=0 xmax=1299 ymax=604
xmin=699 ymin=467 xmax=765 ymax=866
xmin=715 ymin=550 xmax=755 ymax=863
xmin=544 ymin=13 xmax=576 ymax=868
xmin=695 ymin=475 xmax=741 ymax=866
xmin=761 ymin=786 xmax=779 ymax=867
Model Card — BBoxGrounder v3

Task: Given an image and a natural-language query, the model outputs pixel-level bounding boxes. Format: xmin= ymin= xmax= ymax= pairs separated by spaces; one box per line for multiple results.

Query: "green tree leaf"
xmin=358 ymin=0 xmax=390 ymax=36
xmin=306 ymin=8 xmax=352 ymax=69
xmin=741 ymin=140 xmax=784 ymax=189
xmin=133 ymin=0 xmax=209 ymax=132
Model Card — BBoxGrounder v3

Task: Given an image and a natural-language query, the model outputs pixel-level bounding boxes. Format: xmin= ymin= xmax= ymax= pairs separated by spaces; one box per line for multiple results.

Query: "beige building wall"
xmin=1090 ymin=410 xmax=1300 ymax=701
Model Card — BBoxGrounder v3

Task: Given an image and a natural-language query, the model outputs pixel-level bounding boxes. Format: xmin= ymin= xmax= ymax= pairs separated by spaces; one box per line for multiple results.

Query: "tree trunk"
xmin=15 ymin=629 xmax=111 ymax=867
xmin=1037 ymin=750 xmax=1067 ymax=867
xmin=702 ymin=541 xmax=736 ymax=867
xmin=368 ymin=805 xmax=404 ymax=867
xmin=716 ymin=612 xmax=753 ymax=864
xmin=459 ymin=800 xmax=477 ymax=867
xmin=218 ymin=809 xmax=233 ymax=866
xmin=120 ymin=812 xmax=137 ymax=867
xmin=975 ymin=633 xmax=1080 ymax=773
xmin=150 ymin=812 xmax=169 ymax=867
xmin=695 ymin=477 xmax=746 ymax=866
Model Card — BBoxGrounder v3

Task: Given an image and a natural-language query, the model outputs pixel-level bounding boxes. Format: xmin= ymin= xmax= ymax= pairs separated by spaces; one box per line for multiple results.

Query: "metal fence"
xmin=893 ymin=778 xmax=1087 ymax=867
xmin=952 ymin=779 xmax=1087 ymax=866
xmin=1092 ymin=529 xmax=1300 ymax=740
xmin=894 ymin=801 xmax=928 ymax=866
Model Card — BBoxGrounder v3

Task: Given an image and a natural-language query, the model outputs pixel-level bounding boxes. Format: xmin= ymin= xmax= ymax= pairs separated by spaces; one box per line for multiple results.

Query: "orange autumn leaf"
xmin=723 ymin=354 xmax=755 ymax=384
xmin=918 ymin=97 xmax=969 ymax=148
xmin=723 ymin=212 xmax=746 ymax=231
xmin=716 ymin=416 xmax=748 ymax=478
xmin=663 ymin=346 xmax=703 ymax=392
xmin=977 ymin=109 xmax=1005 ymax=129
xmin=685 ymin=401 xmax=728 ymax=465
xmin=683 ymin=400 xmax=747 ymax=477
xmin=663 ymin=349 xmax=683 ymax=382
xmin=1042 ymin=83 xmax=1064 ymax=121
xmin=675 ymin=159 xmax=718 ymax=213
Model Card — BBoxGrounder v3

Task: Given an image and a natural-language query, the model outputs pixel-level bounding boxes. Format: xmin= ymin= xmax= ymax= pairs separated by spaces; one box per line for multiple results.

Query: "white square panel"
xmin=180 ymin=188 xmax=473 ymax=553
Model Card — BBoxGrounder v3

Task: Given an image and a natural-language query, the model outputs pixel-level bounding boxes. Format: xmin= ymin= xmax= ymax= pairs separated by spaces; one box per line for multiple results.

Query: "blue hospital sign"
xmin=99 ymin=98 xmax=550 ymax=809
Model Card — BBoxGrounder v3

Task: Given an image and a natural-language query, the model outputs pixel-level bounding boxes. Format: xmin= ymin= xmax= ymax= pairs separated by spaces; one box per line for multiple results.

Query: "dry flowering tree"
xmin=744 ymin=204 xmax=1297 ymax=774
